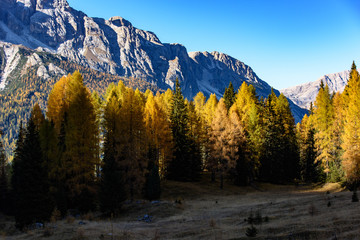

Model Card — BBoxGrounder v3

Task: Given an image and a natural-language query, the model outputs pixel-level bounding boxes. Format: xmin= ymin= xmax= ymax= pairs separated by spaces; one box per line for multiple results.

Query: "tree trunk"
xmin=220 ymin=173 xmax=223 ymax=189
xmin=211 ymin=170 xmax=216 ymax=182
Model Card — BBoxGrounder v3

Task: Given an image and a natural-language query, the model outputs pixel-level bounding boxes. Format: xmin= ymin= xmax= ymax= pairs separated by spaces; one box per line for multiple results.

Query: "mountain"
xmin=0 ymin=0 xmax=272 ymax=98
xmin=281 ymin=70 xmax=349 ymax=109
xmin=0 ymin=0 xmax=306 ymax=124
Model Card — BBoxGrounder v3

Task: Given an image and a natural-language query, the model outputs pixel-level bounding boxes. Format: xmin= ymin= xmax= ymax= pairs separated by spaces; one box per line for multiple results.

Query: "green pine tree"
xmin=168 ymin=79 xmax=201 ymax=181
xmin=0 ymin=130 xmax=8 ymax=214
xmin=100 ymin=91 xmax=126 ymax=215
xmin=12 ymin=116 xmax=53 ymax=229
xmin=144 ymin=154 xmax=161 ymax=200
xmin=223 ymin=82 xmax=236 ymax=111
xmin=260 ymin=90 xmax=299 ymax=183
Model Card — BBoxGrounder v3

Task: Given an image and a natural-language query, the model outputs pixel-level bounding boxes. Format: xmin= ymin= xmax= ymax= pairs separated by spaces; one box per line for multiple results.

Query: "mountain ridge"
xmin=0 ymin=0 xmax=307 ymax=122
xmin=281 ymin=70 xmax=349 ymax=109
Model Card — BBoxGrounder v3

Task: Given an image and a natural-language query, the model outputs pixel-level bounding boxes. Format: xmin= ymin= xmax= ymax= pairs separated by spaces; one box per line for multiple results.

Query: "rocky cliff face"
xmin=0 ymin=0 xmax=307 ymax=121
xmin=281 ymin=71 xmax=349 ymax=109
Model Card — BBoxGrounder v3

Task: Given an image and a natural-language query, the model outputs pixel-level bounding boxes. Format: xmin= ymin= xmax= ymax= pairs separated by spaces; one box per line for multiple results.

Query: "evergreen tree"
xmin=10 ymin=122 xmax=25 ymax=216
xmin=223 ymin=82 xmax=236 ymax=111
xmin=275 ymin=94 xmax=300 ymax=181
xmin=299 ymin=115 xmax=322 ymax=182
xmin=12 ymin=115 xmax=53 ymax=229
xmin=144 ymin=158 xmax=161 ymax=201
xmin=260 ymin=90 xmax=283 ymax=182
xmin=0 ymin=130 xmax=8 ymax=214
xmin=100 ymin=91 xmax=126 ymax=214
xmin=168 ymin=79 xmax=201 ymax=181
xmin=260 ymin=90 xmax=299 ymax=183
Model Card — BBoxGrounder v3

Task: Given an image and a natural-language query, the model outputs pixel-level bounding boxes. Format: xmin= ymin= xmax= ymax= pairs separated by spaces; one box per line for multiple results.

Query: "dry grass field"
xmin=1 ymin=176 xmax=360 ymax=240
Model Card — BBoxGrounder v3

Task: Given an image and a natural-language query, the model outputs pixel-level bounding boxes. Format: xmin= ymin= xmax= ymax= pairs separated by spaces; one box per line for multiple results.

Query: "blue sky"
xmin=67 ymin=0 xmax=360 ymax=90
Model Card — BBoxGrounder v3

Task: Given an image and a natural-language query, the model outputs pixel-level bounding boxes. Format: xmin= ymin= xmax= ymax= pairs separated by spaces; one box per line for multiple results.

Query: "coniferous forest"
xmin=1 ymin=62 xmax=360 ymax=229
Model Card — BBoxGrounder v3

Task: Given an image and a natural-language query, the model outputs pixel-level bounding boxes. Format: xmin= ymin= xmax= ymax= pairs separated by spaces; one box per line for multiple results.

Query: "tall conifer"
xmin=12 ymin=113 xmax=53 ymax=229
xmin=0 ymin=130 xmax=8 ymax=214
xmin=224 ymin=82 xmax=236 ymax=111
xmin=168 ymin=79 xmax=201 ymax=181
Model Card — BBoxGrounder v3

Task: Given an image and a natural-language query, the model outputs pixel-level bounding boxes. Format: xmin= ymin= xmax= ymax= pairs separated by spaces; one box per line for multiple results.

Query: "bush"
xmin=245 ymin=224 xmax=258 ymax=237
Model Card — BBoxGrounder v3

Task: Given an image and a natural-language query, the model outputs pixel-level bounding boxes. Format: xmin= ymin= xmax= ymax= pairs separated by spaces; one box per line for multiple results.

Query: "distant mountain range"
xmin=0 ymin=0 xmax=307 ymax=122
xmin=281 ymin=70 xmax=349 ymax=109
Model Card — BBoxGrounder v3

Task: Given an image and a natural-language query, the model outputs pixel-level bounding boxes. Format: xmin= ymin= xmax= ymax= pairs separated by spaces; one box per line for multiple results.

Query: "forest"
xmin=0 ymin=47 xmax=159 ymax=158
xmin=0 ymin=61 xmax=360 ymax=230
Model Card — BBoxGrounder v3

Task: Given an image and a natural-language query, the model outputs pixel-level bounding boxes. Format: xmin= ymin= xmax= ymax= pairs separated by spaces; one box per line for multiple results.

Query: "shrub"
xmin=245 ymin=224 xmax=258 ymax=237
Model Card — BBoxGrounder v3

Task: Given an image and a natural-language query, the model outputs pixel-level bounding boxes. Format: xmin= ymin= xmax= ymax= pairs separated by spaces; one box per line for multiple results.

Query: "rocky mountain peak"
xmin=281 ymin=70 xmax=350 ymax=109
xmin=108 ymin=16 xmax=132 ymax=28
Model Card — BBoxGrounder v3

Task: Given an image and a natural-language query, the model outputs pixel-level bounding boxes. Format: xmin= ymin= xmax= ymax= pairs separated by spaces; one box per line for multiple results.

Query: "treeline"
xmin=297 ymin=61 xmax=360 ymax=186
xmin=1 ymin=61 xmax=359 ymax=229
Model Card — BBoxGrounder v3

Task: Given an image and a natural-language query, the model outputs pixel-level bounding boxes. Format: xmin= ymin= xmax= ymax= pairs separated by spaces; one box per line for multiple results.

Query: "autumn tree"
xmin=100 ymin=88 xmax=126 ymax=214
xmin=342 ymin=62 xmax=360 ymax=186
xmin=46 ymin=75 xmax=70 ymax=133
xmin=192 ymin=92 xmax=209 ymax=168
xmin=120 ymin=88 xmax=148 ymax=199
xmin=313 ymin=81 xmax=335 ymax=178
xmin=209 ymin=99 xmax=246 ymax=188
xmin=47 ymin=71 xmax=101 ymax=213
xmin=228 ymin=110 xmax=248 ymax=185
xmin=330 ymin=92 xmax=345 ymax=182
xmin=231 ymin=82 xmax=262 ymax=181
xmin=143 ymin=92 xmax=172 ymax=199
xmin=203 ymin=93 xmax=218 ymax=180
xmin=209 ymin=99 xmax=230 ymax=188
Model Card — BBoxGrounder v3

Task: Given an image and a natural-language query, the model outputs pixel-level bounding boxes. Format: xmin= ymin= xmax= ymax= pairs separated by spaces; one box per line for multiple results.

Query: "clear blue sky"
xmin=67 ymin=0 xmax=360 ymax=90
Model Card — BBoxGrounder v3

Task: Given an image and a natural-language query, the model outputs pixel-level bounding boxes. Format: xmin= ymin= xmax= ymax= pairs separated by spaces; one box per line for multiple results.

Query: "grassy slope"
xmin=1 ymin=175 xmax=359 ymax=240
